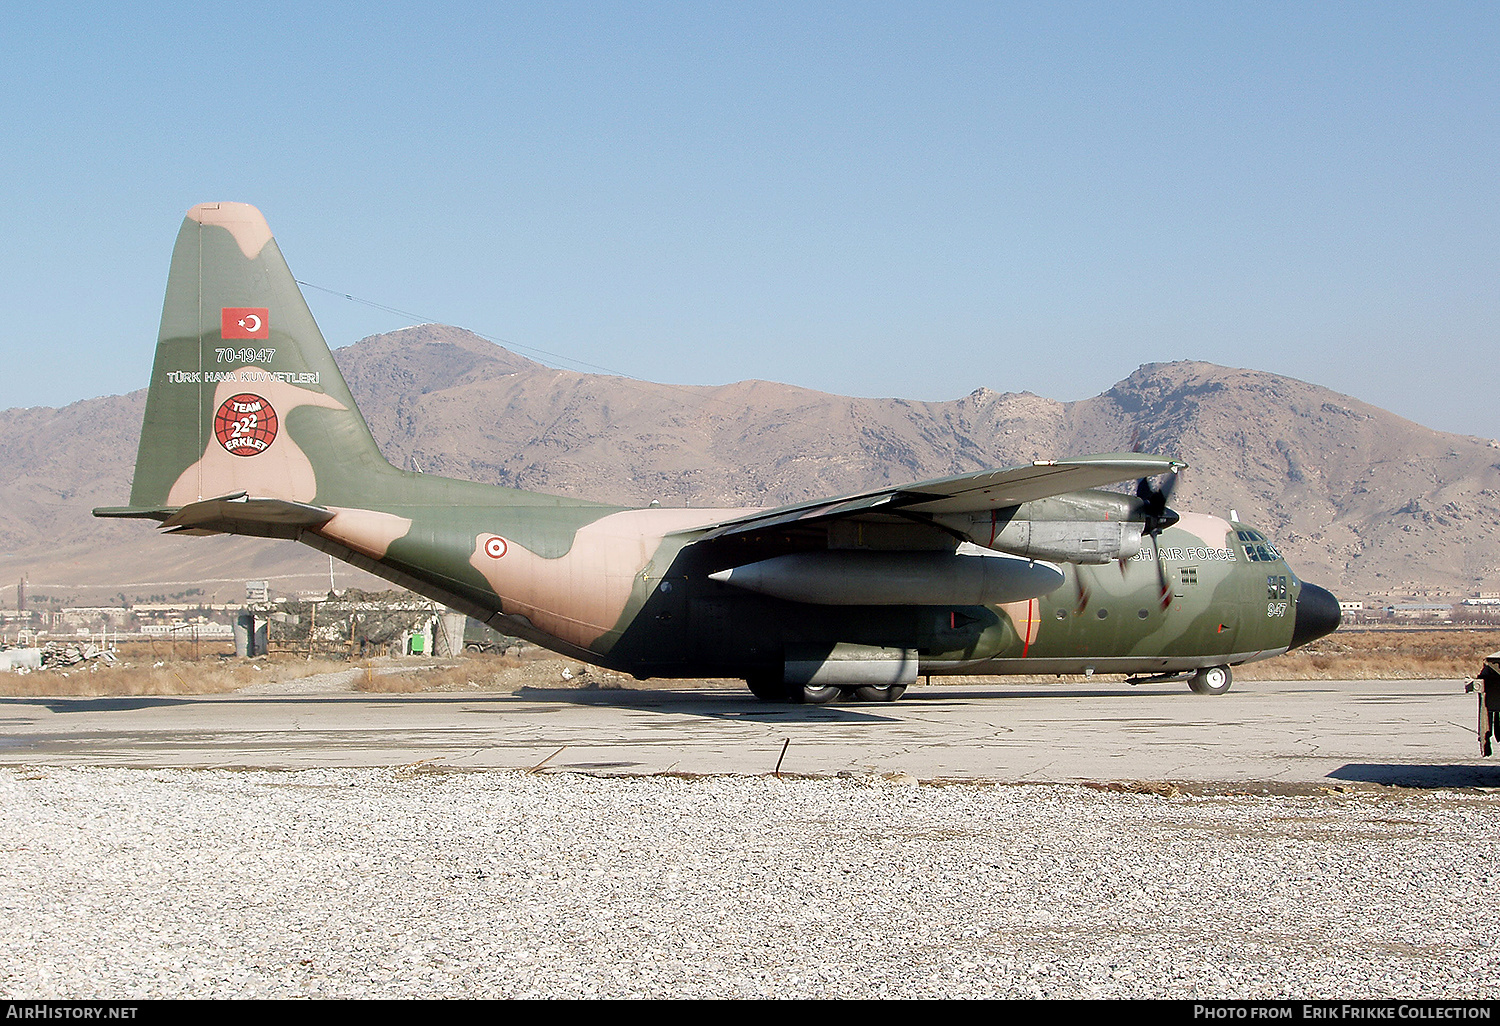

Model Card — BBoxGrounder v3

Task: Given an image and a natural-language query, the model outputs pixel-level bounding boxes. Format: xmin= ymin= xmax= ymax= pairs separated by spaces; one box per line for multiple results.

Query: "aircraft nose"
xmin=1290 ymin=582 xmax=1341 ymax=649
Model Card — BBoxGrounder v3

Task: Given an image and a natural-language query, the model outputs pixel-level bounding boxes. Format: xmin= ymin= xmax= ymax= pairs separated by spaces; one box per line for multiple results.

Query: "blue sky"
xmin=2 ymin=2 xmax=1496 ymax=440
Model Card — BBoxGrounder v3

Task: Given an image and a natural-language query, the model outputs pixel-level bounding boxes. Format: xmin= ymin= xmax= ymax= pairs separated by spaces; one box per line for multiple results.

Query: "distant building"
xmin=1387 ymin=603 xmax=1455 ymax=621
xmin=52 ymin=607 xmax=132 ymax=631
xmin=141 ymin=621 xmax=234 ymax=639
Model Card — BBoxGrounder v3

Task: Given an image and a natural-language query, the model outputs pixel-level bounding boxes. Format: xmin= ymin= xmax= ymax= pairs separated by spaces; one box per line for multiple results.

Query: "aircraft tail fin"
xmin=111 ymin=203 xmax=395 ymax=515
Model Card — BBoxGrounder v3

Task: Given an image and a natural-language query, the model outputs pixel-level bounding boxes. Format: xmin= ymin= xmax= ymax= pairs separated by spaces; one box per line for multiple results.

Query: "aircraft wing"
xmin=692 ymin=452 xmax=1184 ymax=540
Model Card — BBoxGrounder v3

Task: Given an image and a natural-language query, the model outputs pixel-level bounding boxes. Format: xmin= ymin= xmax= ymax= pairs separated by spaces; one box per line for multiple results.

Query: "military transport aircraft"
xmin=96 ymin=203 xmax=1341 ymax=703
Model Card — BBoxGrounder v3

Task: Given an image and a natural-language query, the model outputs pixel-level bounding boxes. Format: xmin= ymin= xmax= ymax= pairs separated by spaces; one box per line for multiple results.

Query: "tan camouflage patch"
xmin=468 ymin=507 xmax=760 ymax=648
xmin=316 ymin=507 xmax=414 ymax=559
xmin=998 ymin=597 xmax=1041 ymax=652
xmin=166 ymin=370 xmax=348 ymax=505
xmin=1174 ymin=512 xmax=1233 ymax=548
xmin=187 ymin=202 xmax=274 ymax=260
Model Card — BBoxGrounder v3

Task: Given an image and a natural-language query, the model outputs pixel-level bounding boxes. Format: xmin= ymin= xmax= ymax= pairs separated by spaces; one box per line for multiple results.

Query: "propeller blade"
xmin=1152 ymin=531 xmax=1172 ymax=610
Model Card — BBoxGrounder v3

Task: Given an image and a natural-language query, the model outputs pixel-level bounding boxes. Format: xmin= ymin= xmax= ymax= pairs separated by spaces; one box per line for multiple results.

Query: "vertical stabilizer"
xmin=126 ymin=203 xmax=393 ymax=510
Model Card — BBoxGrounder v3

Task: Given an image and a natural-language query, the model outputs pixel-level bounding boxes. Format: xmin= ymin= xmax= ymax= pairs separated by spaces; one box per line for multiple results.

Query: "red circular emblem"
xmin=484 ymin=536 xmax=507 ymax=559
xmin=213 ymin=393 xmax=279 ymax=456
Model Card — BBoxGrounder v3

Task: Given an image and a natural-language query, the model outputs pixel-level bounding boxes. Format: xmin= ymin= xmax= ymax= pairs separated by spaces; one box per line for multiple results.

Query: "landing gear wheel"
xmin=1188 ymin=665 xmax=1233 ymax=695
xmin=853 ymin=684 xmax=908 ymax=702
xmin=800 ymin=684 xmax=843 ymax=705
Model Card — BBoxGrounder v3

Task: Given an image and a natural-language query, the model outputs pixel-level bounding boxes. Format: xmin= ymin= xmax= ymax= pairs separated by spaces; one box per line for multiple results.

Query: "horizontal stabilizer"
xmin=120 ymin=494 xmax=338 ymax=538
xmin=92 ymin=504 xmax=179 ymax=522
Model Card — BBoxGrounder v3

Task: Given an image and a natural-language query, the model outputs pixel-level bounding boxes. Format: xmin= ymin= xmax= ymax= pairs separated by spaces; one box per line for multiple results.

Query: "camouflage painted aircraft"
xmin=96 ymin=203 xmax=1341 ymax=702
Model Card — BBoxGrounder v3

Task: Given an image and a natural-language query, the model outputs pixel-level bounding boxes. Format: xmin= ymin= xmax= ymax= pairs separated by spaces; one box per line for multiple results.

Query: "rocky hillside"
xmin=2 ymin=324 xmax=1496 ymax=605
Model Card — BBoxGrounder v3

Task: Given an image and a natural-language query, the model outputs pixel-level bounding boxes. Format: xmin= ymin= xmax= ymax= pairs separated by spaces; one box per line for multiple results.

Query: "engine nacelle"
xmin=931 ymin=513 xmax=1146 ymax=564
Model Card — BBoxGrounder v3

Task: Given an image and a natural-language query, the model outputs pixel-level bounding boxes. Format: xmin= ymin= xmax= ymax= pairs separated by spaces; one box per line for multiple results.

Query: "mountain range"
xmin=2 ymin=324 xmax=1496 ymax=607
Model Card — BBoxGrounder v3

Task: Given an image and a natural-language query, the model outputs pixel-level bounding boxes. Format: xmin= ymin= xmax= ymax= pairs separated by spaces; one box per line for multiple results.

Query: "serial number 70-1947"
xmin=216 ymin=348 xmax=277 ymax=364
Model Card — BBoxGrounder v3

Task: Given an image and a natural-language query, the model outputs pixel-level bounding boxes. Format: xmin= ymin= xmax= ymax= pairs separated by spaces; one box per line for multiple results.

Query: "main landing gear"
xmin=1188 ymin=665 xmax=1233 ymax=695
xmin=745 ymin=675 xmax=909 ymax=704
xmin=799 ymin=683 xmax=909 ymax=703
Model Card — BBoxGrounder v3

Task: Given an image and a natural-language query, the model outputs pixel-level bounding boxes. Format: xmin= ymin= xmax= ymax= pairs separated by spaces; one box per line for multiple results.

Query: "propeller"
xmin=1136 ymin=469 xmax=1180 ymax=609
xmin=1136 ymin=471 xmax=1180 ymax=536
xmin=1122 ymin=431 xmax=1183 ymax=609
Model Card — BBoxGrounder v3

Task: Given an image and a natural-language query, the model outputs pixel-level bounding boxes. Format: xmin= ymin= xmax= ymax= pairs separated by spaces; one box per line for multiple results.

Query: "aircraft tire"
xmin=852 ymin=684 xmax=908 ymax=702
xmin=1188 ymin=665 xmax=1233 ymax=696
xmin=800 ymin=684 xmax=843 ymax=705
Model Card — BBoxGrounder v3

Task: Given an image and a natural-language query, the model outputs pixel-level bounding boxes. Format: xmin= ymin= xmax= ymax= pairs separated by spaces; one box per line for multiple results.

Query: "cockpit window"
xmin=1236 ymin=528 xmax=1281 ymax=563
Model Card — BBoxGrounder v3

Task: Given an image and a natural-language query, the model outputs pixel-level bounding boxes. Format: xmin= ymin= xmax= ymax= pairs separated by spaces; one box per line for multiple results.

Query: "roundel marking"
xmin=484 ymin=536 xmax=508 ymax=559
xmin=213 ymin=393 xmax=279 ymax=456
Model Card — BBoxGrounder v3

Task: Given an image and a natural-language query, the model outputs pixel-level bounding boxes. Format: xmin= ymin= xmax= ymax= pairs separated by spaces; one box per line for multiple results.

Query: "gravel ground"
xmin=1 ymin=766 xmax=1498 ymax=999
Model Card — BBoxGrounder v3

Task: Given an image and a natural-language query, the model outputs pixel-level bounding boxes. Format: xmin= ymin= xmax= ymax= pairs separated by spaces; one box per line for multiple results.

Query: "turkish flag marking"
xmin=221 ymin=307 xmax=270 ymax=339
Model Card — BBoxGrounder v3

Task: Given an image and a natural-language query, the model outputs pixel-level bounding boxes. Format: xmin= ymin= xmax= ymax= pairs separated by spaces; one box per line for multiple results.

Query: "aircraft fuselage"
xmin=294 ymin=482 xmax=1336 ymax=691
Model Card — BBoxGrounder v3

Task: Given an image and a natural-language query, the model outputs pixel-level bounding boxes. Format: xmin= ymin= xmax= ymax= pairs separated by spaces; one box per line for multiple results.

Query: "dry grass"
xmin=349 ymin=649 xmax=650 ymax=693
xmin=1233 ymin=627 xmax=1500 ymax=681
xmin=0 ymin=651 xmax=355 ymax=698
xmin=353 ymin=653 xmax=527 ymax=693
xmin=2 ymin=628 xmax=1496 ymax=697
xmin=944 ymin=628 xmax=1500 ymax=685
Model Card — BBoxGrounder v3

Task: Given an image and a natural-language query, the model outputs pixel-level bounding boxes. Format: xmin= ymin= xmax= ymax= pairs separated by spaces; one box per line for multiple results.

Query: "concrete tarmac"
xmin=2 ymin=677 xmax=1497 ymax=788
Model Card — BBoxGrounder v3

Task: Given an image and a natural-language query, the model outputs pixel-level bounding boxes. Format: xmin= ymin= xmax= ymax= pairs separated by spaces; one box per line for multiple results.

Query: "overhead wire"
xmin=293 ymin=278 xmax=769 ymax=420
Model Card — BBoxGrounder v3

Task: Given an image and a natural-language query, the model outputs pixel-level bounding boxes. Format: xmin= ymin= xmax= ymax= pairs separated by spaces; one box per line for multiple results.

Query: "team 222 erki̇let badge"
xmin=214 ymin=393 xmax=279 ymax=456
